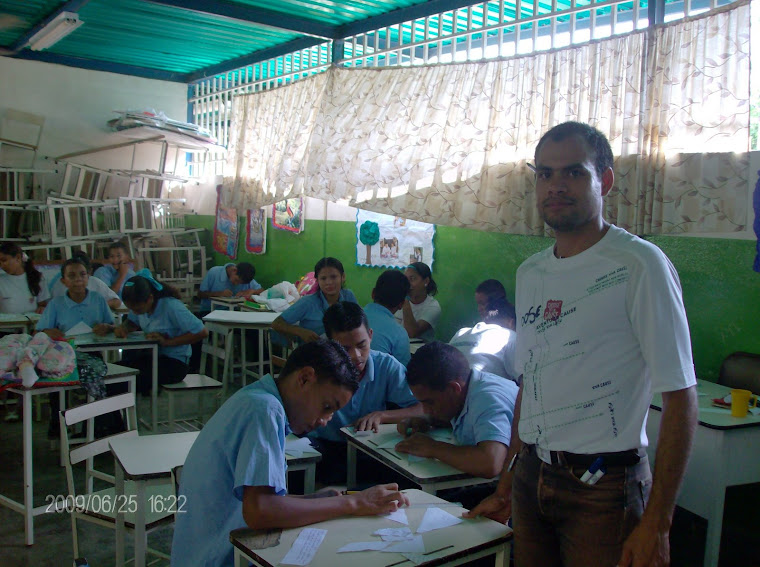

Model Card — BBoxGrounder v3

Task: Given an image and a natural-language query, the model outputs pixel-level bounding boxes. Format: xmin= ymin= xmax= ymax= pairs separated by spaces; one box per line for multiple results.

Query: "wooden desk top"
xmin=650 ymin=379 xmax=760 ymax=430
xmin=230 ymin=489 xmax=511 ymax=567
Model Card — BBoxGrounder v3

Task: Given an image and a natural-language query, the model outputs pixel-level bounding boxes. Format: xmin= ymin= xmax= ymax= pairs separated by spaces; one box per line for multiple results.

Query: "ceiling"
xmin=0 ymin=0 xmax=491 ymax=83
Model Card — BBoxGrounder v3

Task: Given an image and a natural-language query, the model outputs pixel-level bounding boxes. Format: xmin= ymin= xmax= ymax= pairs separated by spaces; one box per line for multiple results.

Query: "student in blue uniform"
xmin=115 ymin=270 xmax=208 ymax=395
xmin=48 ymin=251 xmax=122 ymax=309
xmin=364 ymin=269 xmax=411 ymax=365
xmin=93 ymin=241 xmax=135 ymax=298
xmin=171 ymin=340 xmax=409 ymax=567
xmin=271 ymin=257 xmax=358 ymax=343
xmin=309 ymin=302 xmax=423 ymax=484
xmin=198 ymin=261 xmax=262 ymax=315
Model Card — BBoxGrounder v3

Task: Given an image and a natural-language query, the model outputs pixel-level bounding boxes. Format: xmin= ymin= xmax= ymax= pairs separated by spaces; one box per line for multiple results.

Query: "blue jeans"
xmin=512 ymin=445 xmax=652 ymax=567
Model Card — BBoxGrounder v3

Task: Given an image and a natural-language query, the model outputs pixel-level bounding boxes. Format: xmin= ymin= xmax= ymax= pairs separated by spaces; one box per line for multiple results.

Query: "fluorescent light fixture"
xmin=28 ymin=11 xmax=84 ymax=51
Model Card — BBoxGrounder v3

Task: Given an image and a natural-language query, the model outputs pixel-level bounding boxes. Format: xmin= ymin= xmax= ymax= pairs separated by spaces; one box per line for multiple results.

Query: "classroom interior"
xmin=1 ymin=0 xmax=760 ymax=566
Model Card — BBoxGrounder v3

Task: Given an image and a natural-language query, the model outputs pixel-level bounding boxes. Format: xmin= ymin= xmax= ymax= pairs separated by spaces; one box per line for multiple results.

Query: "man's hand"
xmin=462 ymin=487 xmax=512 ymax=524
xmin=92 ymin=323 xmax=113 ymax=336
xmin=617 ymin=520 xmax=670 ymax=567
xmin=397 ymin=417 xmax=431 ymax=436
xmin=113 ymin=325 xmax=129 ymax=338
xmin=219 ymin=289 xmax=233 ymax=298
xmin=355 ymin=411 xmax=385 ymax=433
xmin=43 ymin=328 xmax=65 ymax=340
xmin=395 ymin=433 xmax=439 ymax=458
xmin=116 ymin=262 xmax=130 ymax=276
xmin=348 ymin=484 xmax=410 ymax=516
xmin=299 ymin=329 xmax=321 ymax=343
xmin=145 ymin=332 xmax=168 ymax=346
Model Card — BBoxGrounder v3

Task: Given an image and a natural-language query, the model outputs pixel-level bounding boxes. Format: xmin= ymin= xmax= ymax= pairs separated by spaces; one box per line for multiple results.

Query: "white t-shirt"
xmin=450 ymin=322 xmax=518 ymax=382
xmin=51 ymin=275 xmax=121 ymax=304
xmin=0 ymin=272 xmax=50 ymax=314
xmin=395 ymin=294 xmax=441 ymax=343
xmin=515 ymin=225 xmax=696 ymax=453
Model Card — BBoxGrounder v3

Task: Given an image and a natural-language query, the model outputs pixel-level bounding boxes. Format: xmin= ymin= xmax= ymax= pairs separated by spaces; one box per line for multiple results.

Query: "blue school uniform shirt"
xmin=127 ymin=297 xmax=204 ymax=363
xmin=280 ymin=289 xmax=358 ymax=337
xmin=36 ymin=290 xmax=114 ymax=332
xmin=171 ymin=376 xmax=289 ymax=567
xmin=93 ymin=264 xmax=136 ymax=297
xmin=452 ymin=369 xmax=519 ymax=448
xmin=199 ymin=263 xmax=261 ymax=312
xmin=364 ymin=302 xmax=411 ymax=366
xmin=309 ymin=350 xmax=417 ymax=442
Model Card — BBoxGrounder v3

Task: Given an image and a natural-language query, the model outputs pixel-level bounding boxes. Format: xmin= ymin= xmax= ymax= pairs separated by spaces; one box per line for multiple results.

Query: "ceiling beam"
xmin=10 ymin=50 xmax=187 ymax=82
xmin=144 ymin=0 xmax=336 ymax=40
xmin=185 ymin=36 xmax=328 ymax=83
xmin=9 ymin=0 xmax=92 ymax=51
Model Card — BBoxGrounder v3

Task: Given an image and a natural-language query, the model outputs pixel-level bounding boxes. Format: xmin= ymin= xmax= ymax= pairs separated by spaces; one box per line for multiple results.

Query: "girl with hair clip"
xmin=0 ymin=242 xmax=50 ymax=314
xmin=395 ymin=261 xmax=441 ymax=343
xmin=115 ymin=269 xmax=208 ymax=395
xmin=271 ymin=257 xmax=358 ymax=343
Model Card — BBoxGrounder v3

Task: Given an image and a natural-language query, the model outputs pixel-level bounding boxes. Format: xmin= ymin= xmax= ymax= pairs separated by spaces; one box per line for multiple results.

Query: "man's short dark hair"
xmin=535 ymin=121 xmax=614 ymax=177
xmin=484 ymin=296 xmax=516 ymax=324
xmin=407 ymin=342 xmax=470 ymax=391
xmin=475 ymin=279 xmax=506 ymax=301
xmin=373 ymin=270 xmax=410 ymax=309
xmin=323 ymin=302 xmax=369 ymax=338
xmin=278 ymin=339 xmax=359 ymax=393
xmin=236 ymin=262 xmax=256 ymax=284
xmin=107 ymin=241 xmax=129 ymax=254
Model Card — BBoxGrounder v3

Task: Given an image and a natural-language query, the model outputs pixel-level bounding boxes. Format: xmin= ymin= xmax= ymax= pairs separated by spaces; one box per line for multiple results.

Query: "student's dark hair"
xmin=407 ymin=341 xmax=469 ymax=391
xmin=535 ymin=121 xmax=614 ymax=177
xmin=236 ymin=262 xmax=255 ymax=284
xmin=279 ymin=339 xmax=359 ymax=392
xmin=107 ymin=241 xmax=129 ymax=254
xmin=475 ymin=279 xmax=506 ymax=301
xmin=408 ymin=262 xmax=437 ymax=296
xmin=314 ymin=257 xmax=345 ymax=279
xmin=323 ymin=302 xmax=369 ymax=338
xmin=61 ymin=257 xmax=89 ymax=277
xmin=373 ymin=270 xmax=410 ymax=309
xmin=71 ymin=250 xmax=91 ymax=271
xmin=0 ymin=242 xmax=42 ymax=296
xmin=484 ymin=296 xmax=516 ymax=325
xmin=121 ymin=275 xmax=181 ymax=304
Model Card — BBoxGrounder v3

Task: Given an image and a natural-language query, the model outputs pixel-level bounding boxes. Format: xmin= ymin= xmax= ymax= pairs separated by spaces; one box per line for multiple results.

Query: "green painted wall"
xmin=185 ymin=215 xmax=760 ymax=382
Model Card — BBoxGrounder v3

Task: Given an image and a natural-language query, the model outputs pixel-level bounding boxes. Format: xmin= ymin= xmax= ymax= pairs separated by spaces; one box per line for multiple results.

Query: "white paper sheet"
xmin=382 ymin=535 xmax=425 ymax=553
xmin=383 ymin=508 xmax=409 ymax=525
xmin=377 ymin=429 xmax=455 ymax=449
xmin=285 ymin=436 xmax=319 ymax=457
xmin=337 ymin=541 xmax=390 ymax=552
xmin=416 ymin=507 xmax=463 ymax=533
xmin=279 ymin=528 xmax=327 ymax=565
xmin=374 ymin=527 xmax=413 ymax=541
xmin=65 ymin=321 xmax=93 ymax=336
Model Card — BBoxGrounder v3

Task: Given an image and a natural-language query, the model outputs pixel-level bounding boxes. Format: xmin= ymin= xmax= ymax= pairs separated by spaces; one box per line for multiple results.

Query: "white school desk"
xmin=646 ymin=379 xmax=760 ymax=567
xmin=73 ymin=332 xmax=160 ymax=430
xmin=230 ymin=488 xmax=512 ymax=567
xmin=341 ymin=424 xmax=496 ymax=494
xmin=110 ymin=431 xmax=321 ymax=567
xmin=1 ymin=363 xmax=136 ymax=546
xmin=209 ymin=296 xmax=246 ymax=311
xmin=0 ymin=312 xmax=39 ymax=333
xmin=202 ymin=310 xmax=279 ymax=386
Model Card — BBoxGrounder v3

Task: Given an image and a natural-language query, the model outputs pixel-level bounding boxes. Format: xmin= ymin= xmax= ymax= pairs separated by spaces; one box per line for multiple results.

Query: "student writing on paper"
xmin=171 ymin=340 xmax=410 ymax=567
xmin=198 ymin=261 xmax=261 ymax=316
xmin=308 ymin=302 xmax=423 ymax=484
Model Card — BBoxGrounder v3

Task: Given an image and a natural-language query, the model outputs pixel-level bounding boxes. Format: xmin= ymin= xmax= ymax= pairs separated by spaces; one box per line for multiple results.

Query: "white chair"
xmin=266 ymin=329 xmax=294 ymax=378
xmin=60 ymin=392 xmax=174 ymax=561
xmin=201 ymin=322 xmax=234 ymax=398
xmin=161 ymin=373 xmax=222 ymax=432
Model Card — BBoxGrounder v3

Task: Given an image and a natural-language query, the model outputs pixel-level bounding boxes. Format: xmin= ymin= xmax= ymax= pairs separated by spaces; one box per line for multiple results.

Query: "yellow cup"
xmin=730 ymin=389 xmax=757 ymax=418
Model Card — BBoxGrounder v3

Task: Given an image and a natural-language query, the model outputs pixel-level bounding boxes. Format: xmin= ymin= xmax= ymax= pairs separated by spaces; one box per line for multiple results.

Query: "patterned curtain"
xmin=223 ymin=0 xmax=750 ymax=236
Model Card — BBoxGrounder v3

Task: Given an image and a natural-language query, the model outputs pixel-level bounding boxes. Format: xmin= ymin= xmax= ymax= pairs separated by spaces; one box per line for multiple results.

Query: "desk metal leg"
xmin=22 ymin=391 xmax=33 ymax=545
xmin=134 ymin=480 xmax=147 ymax=567
xmin=304 ymin=464 xmax=316 ymax=494
xmin=704 ymin=487 xmax=725 ymax=567
xmin=234 ymin=549 xmax=245 ymax=567
xmin=494 ymin=544 xmax=508 ymax=567
xmin=151 ymin=345 xmax=158 ymax=431
xmin=115 ymin=462 xmax=125 ymax=566
xmin=347 ymin=444 xmax=357 ymax=490
xmin=257 ymin=328 xmax=265 ymax=379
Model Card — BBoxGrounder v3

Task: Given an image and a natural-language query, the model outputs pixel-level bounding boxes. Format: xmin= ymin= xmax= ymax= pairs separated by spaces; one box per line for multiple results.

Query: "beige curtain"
xmin=223 ymin=0 xmax=750 ymax=235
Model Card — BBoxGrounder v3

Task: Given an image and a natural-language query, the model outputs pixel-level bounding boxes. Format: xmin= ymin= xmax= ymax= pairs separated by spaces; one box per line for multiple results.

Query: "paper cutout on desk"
xmin=374 ymin=527 xmax=413 ymax=541
xmin=352 ymin=428 xmax=373 ymax=437
xmin=416 ymin=507 xmax=463 ymax=533
xmin=65 ymin=322 xmax=93 ymax=336
xmin=280 ymin=527 xmax=326 ymax=565
xmin=382 ymin=535 xmax=425 ymax=553
xmin=401 ymin=552 xmax=428 ymax=565
xmin=337 ymin=541 xmax=390 ymax=552
xmin=377 ymin=429 xmax=455 ymax=449
xmin=285 ymin=436 xmax=319 ymax=458
xmin=383 ymin=508 xmax=409 ymax=525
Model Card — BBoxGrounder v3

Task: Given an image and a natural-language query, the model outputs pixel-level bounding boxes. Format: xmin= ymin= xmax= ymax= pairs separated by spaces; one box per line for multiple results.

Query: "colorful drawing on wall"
xmin=213 ymin=185 xmax=238 ymax=259
xmin=246 ymin=208 xmax=267 ymax=254
xmin=355 ymin=210 xmax=435 ymax=269
xmin=272 ymin=198 xmax=304 ymax=233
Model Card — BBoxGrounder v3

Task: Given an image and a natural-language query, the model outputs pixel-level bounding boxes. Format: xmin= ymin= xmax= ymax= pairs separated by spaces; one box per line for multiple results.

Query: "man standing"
xmin=465 ymin=122 xmax=698 ymax=567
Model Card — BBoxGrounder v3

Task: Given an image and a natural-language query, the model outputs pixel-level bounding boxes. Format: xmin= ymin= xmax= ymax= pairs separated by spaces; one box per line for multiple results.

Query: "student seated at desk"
xmin=271 ymin=257 xmax=358 ymax=343
xmin=48 ymin=251 xmax=122 ymax=310
xmin=0 ymin=242 xmax=50 ymax=314
xmin=198 ymin=261 xmax=262 ymax=315
xmin=115 ymin=270 xmax=208 ymax=395
xmin=449 ymin=296 xmax=518 ymax=382
xmin=396 ymin=341 xmax=519 ymax=481
xmin=395 ymin=262 xmax=441 ymax=343
xmin=171 ymin=340 xmax=409 ymax=567
xmin=93 ymin=241 xmax=135 ymax=298
xmin=364 ymin=269 xmax=412 ymax=365
xmin=474 ymin=279 xmax=508 ymax=323
xmin=309 ymin=302 xmax=423 ymax=484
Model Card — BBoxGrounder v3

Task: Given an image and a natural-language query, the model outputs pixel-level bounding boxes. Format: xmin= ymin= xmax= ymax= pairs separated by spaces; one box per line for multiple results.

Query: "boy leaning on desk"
xmin=171 ymin=339 xmax=410 ymax=567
